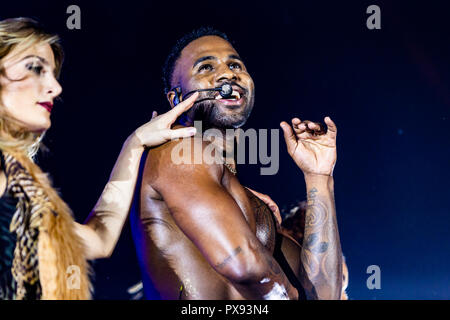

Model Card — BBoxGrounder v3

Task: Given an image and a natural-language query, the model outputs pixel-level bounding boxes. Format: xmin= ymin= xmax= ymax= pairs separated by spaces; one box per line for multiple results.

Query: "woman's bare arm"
xmin=74 ymin=93 xmax=199 ymax=259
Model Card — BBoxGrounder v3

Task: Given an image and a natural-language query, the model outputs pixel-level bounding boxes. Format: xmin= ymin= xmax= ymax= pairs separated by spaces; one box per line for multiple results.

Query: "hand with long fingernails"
xmin=133 ymin=92 xmax=199 ymax=148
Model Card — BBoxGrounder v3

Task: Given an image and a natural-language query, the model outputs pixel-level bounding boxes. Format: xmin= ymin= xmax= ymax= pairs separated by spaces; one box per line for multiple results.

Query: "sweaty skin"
xmin=133 ymin=137 xmax=301 ymax=299
xmin=0 ymin=38 xmax=199 ymax=295
xmin=132 ymin=35 xmax=343 ymax=300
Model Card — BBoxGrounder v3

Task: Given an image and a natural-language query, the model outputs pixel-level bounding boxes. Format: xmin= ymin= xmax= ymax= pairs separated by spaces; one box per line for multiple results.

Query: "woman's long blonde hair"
xmin=0 ymin=18 xmax=91 ymax=300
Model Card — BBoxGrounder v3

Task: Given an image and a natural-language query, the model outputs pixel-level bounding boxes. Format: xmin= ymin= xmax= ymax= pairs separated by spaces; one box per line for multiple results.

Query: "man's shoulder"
xmin=144 ymin=136 xmax=224 ymax=182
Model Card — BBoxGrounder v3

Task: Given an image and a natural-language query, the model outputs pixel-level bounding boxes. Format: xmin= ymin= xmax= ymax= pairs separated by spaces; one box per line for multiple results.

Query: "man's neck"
xmin=202 ymin=127 xmax=237 ymax=169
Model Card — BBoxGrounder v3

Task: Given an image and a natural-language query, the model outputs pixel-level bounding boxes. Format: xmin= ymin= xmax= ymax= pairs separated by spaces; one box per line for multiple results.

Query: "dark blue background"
xmin=2 ymin=0 xmax=449 ymax=299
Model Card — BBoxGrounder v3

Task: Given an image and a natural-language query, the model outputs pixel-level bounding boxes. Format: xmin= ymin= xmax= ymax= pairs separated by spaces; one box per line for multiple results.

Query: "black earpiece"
xmin=173 ymin=87 xmax=182 ymax=106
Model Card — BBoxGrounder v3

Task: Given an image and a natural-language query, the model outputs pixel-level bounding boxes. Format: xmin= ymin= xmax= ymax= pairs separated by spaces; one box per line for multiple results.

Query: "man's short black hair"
xmin=162 ymin=27 xmax=230 ymax=94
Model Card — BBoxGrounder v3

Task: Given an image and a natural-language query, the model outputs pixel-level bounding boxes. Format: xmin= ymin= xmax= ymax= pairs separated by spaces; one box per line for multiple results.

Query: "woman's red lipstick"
xmin=37 ymin=102 xmax=53 ymax=113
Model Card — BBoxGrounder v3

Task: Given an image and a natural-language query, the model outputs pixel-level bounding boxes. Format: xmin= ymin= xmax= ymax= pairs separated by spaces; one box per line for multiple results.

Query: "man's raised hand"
xmin=280 ymin=116 xmax=337 ymax=177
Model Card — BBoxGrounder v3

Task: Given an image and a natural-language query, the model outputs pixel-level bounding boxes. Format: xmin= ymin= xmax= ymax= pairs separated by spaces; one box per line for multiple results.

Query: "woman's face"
xmin=0 ymin=42 xmax=62 ymax=132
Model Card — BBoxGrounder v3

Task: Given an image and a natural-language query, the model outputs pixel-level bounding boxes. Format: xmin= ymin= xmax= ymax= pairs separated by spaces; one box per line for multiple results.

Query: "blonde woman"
xmin=0 ymin=17 xmax=198 ymax=300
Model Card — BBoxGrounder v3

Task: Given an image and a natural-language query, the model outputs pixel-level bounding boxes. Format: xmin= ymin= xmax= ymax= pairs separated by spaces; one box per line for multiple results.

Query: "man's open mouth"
xmin=214 ymin=86 xmax=244 ymax=101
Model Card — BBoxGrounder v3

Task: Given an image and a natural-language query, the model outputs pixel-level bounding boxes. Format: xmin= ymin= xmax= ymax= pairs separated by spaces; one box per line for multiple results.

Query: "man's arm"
xmin=246 ymin=188 xmax=348 ymax=299
xmin=300 ymin=174 xmax=342 ymax=299
xmin=149 ymin=138 xmax=298 ymax=300
xmin=281 ymin=116 xmax=343 ymax=299
xmin=246 ymin=187 xmax=346 ymax=299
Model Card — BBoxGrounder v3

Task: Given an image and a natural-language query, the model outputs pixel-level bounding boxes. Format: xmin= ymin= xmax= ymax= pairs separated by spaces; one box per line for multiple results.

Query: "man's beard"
xmin=189 ymin=91 xmax=255 ymax=130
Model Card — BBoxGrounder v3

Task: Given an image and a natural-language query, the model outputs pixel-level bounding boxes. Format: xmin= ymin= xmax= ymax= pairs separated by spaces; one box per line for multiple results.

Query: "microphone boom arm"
xmin=183 ymin=83 xmax=233 ymax=101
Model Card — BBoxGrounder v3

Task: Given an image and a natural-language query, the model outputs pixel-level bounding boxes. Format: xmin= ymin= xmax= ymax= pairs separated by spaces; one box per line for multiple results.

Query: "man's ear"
xmin=167 ymin=91 xmax=176 ymax=109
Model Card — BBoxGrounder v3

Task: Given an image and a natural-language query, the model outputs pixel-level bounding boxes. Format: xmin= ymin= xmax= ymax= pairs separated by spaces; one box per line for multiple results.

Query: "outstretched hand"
xmin=133 ymin=92 xmax=199 ymax=147
xmin=280 ymin=116 xmax=337 ymax=176
xmin=246 ymin=187 xmax=282 ymax=225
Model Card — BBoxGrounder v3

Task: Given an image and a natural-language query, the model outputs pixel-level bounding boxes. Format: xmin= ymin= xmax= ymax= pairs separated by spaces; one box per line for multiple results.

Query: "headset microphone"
xmin=173 ymin=83 xmax=234 ymax=106
xmin=216 ymin=83 xmax=233 ymax=99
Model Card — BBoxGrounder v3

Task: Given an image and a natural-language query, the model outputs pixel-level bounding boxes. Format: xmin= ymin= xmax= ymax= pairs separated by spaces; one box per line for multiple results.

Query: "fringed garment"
xmin=0 ymin=190 xmax=19 ymax=299
xmin=0 ymin=151 xmax=91 ymax=299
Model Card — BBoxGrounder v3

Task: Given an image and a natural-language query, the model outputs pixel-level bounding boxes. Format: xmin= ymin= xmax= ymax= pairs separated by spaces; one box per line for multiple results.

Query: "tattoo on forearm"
xmin=215 ymin=246 xmax=243 ymax=269
xmin=300 ymin=186 xmax=342 ymax=299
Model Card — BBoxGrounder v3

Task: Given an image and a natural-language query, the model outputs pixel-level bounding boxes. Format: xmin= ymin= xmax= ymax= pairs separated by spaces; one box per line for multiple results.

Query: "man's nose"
xmin=215 ymin=64 xmax=237 ymax=83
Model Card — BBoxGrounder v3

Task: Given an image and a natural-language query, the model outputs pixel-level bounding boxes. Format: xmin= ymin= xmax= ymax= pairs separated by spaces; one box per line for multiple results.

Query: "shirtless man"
xmin=130 ymin=28 xmax=343 ymax=300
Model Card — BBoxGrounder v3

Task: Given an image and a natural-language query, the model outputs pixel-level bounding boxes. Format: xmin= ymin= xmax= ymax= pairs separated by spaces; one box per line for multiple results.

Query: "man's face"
xmin=169 ymin=35 xmax=255 ymax=129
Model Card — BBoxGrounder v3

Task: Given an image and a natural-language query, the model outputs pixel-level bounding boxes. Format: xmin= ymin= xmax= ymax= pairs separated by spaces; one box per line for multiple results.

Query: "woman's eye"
xmin=229 ymin=63 xmax=242 ymax=70
xmin=26 ymin=63 xmax=44 ymax=75
xmin=198 ymin=64 xmax=213 ymax=72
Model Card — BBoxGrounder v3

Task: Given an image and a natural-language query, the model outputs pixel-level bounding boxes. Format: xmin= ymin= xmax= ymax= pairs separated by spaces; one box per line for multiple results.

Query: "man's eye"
xmin=229 ymin=63 xmax=242 ymax=70
xmin=26 ymin=63 xmax=44 ymax=75
xmin=198 ymin=64 xmax=213 ymax=72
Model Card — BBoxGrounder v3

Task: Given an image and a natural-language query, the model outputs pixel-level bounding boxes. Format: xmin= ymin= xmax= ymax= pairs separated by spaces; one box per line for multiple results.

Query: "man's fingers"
xmin=308 ymin=122 xmax=319 ymax=130
xmin=246 ymin=188 xmax=282 ymax=225
xmin=167 ymin=91 xmax=199 ymax=119
xmin=303 ymin=120 xmax=326 ymax=136
xmin=293 ymin=119 xmax=325 ymax=139
xmin=306 ymin=121 xmax=326 ymax=133
xmin=324 ymin=116 xmax=337 ymax=138
xmin=298 ymin=131 xmax=316 ymax=140
xmin=292 ymin=117 xmax=302 ymax=126
xmin=292 ymin=118 xmax=304 ymax=134
xmin=280 ymin=121 xmax=297 ymax=154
